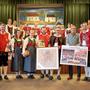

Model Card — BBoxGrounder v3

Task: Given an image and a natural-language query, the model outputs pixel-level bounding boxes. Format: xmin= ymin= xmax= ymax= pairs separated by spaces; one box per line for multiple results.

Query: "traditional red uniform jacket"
xmin=59 ymin=29 xmax=65 ymax=38
xmin=45 ymin=27 xmax=51 ymax=35
xmin=38 ymin=33 xmax=50 ymax=47
xmin=23 ymin=26 xmax=31 ymax=31
xmin=0 ymin=32 xmax=9 ymax=52
xmin=33 ymin=27 xmax=41 ymax=35
xmin=80 ymin=29 xmax=90 ymax=51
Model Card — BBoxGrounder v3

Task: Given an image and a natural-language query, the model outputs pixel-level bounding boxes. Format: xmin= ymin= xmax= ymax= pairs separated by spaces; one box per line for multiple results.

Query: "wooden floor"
xmin=0 ymin=74 xmax=90 ymax=90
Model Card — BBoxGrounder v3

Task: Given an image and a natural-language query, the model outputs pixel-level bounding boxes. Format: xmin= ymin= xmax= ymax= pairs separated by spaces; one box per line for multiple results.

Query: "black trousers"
xmin=88 ymin=51 xmax=90 ymax=67
xmin=0 ymin=52 xmax=8 ymax=66
xmin=68 ymin=65 xmax=81 ymax=78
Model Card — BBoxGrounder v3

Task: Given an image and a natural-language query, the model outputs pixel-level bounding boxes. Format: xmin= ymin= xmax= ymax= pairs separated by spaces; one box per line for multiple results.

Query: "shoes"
xmin=87 ymin=77 xmax=90 ymax=82
xmin=28 ymin=75 xmax=35 ymax=79
xmin=16 ymin=75 xmax=20 ymax=79
xmin=67 ymin=77 xmax=72 ymax=80
xmin=0 ymin=75 xmax=3 ymax=80
xmin=57 ymin=75 xmax=61 ymax=80
xmin=4 ymin=75 xmax=9 ymax=80
xmin=16 ymin=75 xmax=23 ymax=79
xmin=77 ymin=77 xmax=80 ymax=81
xmin=40 ymin=74 xmax=44 ymax=79
xmin=19 ymin=75 xmax=23 ymax=79
xmin=83 ymin=77 xmax=88 ymax=81
xmin=49 ymin=76 xmax=53 ymax=80
xmin=46 ymin=74 xmax=49 ymax=78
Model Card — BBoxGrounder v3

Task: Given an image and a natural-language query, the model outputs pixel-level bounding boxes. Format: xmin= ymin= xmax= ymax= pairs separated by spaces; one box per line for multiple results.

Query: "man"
xmin=66 ymin=25 xmax=81 ymax=81
xmin=0 ymin=23 xmax=10 ymax=80
xmin=37 ymin=26 xmax=50 ymax=79
xmin=80 ymin=22 xmax=90 ymax=81
xmin=37 ymin=26 xmax=50 ymax=47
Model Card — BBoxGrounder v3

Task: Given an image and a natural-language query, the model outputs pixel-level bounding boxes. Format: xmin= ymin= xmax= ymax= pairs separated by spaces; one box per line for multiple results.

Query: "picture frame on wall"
xmin=17 ymin=4 xmax=64 ymax=27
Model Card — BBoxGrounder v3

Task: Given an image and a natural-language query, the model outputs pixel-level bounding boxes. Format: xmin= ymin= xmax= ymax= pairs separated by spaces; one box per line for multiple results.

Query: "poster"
xmin=60 ymin=45 xmax=88 ymax=66
xmin=36 ymin=47 xmax=59 ymax=70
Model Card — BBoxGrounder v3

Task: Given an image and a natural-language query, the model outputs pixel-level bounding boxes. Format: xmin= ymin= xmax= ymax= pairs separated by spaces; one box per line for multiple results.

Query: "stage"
xmin=0 ymin=74 xmax=90 ymax=90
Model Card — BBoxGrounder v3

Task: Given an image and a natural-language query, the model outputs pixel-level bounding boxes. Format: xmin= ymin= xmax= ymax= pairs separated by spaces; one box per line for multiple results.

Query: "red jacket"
xmin=23 ymin=26 xmax=31 ymax=31
xmin=45 ymin=27 xmax=51 ymax=35
xmin=0 ymin=32 xmax=9 ymax=52
xmin=80 ymin=29 xmax=90 ymax=51
xmin=38 ymin=33 xmax=50 ymax=47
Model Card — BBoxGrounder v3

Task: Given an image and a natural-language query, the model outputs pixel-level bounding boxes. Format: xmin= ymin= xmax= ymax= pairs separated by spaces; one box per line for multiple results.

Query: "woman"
xmin=6 ymin=18 xmax=13 ymax=36
xmin=22 ymin=30 xmax=36 ymax=79
xmin=54 ymin=27 xmax=65 ymax=80
xmin=12 ymin=20 xmax=18 ymax=36
xmin=11 ymin=30 xmax=23 ymax=79
xmin=6 ymin=18 xmax=13 ymax=62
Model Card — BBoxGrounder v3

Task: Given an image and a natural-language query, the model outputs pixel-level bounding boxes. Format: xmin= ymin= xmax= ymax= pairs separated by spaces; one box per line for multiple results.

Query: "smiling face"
xmin=71 ymin=26 xmax=76 ymax=35
xmin=41 ymin=27 xmax=46 ymax=35
xmin=8 ymin=18 xmax=12 ymax=25
xmin=0 ymin=24 xmax=6 ymax=32
xmin=29 ymin=30 xmax=35 ymax=37
xmin=15 ymin=30 xmax=23 ymax=38
xmin=82 ymin=23 xmax=87 ymax=31
xmin=17 ymin=31 xmax=21 ymax=37
xmin=55 ymin=27 xmax=61 ymax=36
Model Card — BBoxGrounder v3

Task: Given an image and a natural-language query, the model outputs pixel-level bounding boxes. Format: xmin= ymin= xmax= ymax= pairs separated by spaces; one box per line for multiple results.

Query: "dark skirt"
xmin=24 ymin=46 xmax=36 ymax=73
xmin=88 ymin=51 xmax=90 ymax=67
xmin=13 ymin=47 xmax=23 ymax=72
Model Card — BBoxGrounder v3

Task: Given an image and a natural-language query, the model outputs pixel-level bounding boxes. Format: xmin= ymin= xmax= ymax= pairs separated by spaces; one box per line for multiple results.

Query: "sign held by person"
xmin=36 ymin=47 xmax=59 ymax=70
xmin=60 ymin=45 xmax=88 ymax=67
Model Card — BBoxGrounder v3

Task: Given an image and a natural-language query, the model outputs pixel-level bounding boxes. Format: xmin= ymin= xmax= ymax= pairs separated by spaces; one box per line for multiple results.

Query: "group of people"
xmin=0 ymin=18 xmax=90 ymax=82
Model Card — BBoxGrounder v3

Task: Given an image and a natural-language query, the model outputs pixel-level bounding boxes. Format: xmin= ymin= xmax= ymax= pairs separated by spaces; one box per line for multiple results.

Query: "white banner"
xmin=60 ymin=45 xmax=88 ymax=66
xmin=36 ymin=47 xmax=59 ymax=70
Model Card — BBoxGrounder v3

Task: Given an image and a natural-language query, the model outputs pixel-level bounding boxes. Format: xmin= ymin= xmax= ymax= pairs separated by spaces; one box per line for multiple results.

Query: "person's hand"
xmin=5 ymin=47 xmax=10 ymax=52
xmin=58 ymin=46 xmax=61 ymax=49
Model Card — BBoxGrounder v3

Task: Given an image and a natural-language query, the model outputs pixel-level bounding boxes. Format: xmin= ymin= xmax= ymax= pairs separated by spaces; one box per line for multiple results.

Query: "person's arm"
xmin=76 ymin=33 xmax=80 ymax=46
xmin=66 ymin=35 xmax=69 ymax=46
xmin=12 ymin=26 xmax=15 ymax=36
xmin=10 ymin=38 xmax=15 ymax=52
xmin=22 ymin=37 xmax=28 ymax=55
xmin=8 ymin=32 xmax=11 ymax=42
xmin=5 ymin=25 xmax=8 ymax=33
xmin=5 ymin=25 xmax=11 ymax=36
xmin=36 ymin=36 xmax=39 ymax=47
xmin=22 ymin=30 xmax=25 ymax=39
